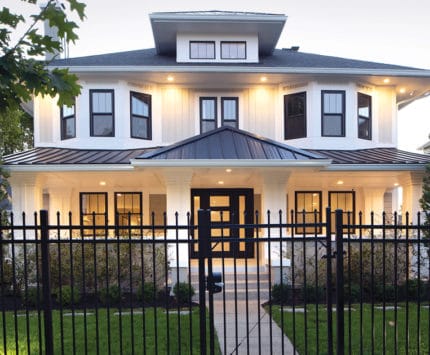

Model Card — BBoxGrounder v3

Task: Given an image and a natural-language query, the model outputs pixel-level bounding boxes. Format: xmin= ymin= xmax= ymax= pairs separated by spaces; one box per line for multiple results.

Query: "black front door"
xmin=191 ymin=188 xmax=254 ymax=258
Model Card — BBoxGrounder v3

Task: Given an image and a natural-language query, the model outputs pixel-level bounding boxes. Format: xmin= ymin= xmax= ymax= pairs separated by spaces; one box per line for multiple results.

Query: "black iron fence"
xmin=0 ymin=209 xmax=428 ymax=354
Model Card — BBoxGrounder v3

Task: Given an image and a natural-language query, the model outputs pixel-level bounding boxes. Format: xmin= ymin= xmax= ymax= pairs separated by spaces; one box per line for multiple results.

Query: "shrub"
xmin=99 ymin=285 xmax=121 ymax=305
xmin=137 ymin=282 xmax=156 ymax=304
xmin=302 ymin=285 xmax=325 ymax=303
xmin=173 ymin=282 xmax=194 ymax=304
xmin=55 ymin=285 xmax=80 ymax=306
xmin=344 ymin=283 xmax=361 ymax=303
xmin=271 ymin=283 xmax=290 ymax=304
xmin=23 ymin=286 xmax=43 ymax=307
xmin=399 ymin=279 xmax=428 ymax=301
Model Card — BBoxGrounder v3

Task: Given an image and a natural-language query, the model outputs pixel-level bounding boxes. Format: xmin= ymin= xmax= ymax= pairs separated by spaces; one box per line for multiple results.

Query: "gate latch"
xmin=206 ymin=272 xmax=223 ymax=294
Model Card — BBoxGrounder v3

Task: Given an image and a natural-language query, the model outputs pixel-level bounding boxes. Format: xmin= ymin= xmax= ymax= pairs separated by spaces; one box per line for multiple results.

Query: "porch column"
xmin=261 ymin=172 xmax=290 ymax=283
xmin=401 ymin=172 xmax=424 ymax=224
xmin=44 ymin=187 xmax=74 ymax=235
xmin=9 ymin=173 xmax=42 ymax=237
xmin=162 ymin=170 xmax=193 ymax=286
xmin=362 ymin=188 xmax=386 ymax=224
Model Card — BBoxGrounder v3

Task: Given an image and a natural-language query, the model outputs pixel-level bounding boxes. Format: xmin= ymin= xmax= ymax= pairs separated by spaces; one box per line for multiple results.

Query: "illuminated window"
xmin=80 ymin=193 xmax=107 ymax=236
xmin=295 ymin=191 xmax=322 ymax=234
xmin=115 ymin=192 xmax=142 ymax=236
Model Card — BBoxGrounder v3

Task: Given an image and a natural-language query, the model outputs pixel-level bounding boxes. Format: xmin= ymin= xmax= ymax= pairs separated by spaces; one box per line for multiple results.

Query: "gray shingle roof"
xmin=50 ymin=48 xmax=419 ymax=71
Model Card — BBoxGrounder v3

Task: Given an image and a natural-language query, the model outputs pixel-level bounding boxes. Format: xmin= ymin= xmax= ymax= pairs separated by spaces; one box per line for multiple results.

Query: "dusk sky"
xmin=5 ymin=0 xmax=430 ymax=151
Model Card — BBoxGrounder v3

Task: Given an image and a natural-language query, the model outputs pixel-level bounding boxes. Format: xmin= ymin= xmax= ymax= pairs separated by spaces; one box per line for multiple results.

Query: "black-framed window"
xmin=130 ymin=92 xmax=151 ymax=140
xmin=221 ymin=97 xmax=238 ymax=128
xmin=295 ymin=191 xmax=322 ymax=234
xmin=284 ymin=92 xmax=306 ymax=139
xmin=221 ymin=41 xmax=246 ymax=59
xmin=329 ymin=191 xmax=355 ymax=233
xmin=321 ymin=90 xmax=345 ymax=137
xmin=200 ymin=97 xmax=217 ymax=133
xmin=114 ymin=192 xmax=142 ymax=235
xmin=90 ymin=89 xmax=114 ymax=137
xmin=61 ymin=102 xmax=76 ymax=140
xmin=80 ymin=192 xmax=108 ymax=236
xmin=190 ymin=41 xmax=215 ymax=59
xmin=358 ymin=93 xmax=372 ymax=140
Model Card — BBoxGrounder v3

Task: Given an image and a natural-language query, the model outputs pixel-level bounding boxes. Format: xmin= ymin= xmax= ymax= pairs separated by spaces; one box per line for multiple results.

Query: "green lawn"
xmin=270 ymin=303 xmax=430 ymax=355
xmin=0 ymin=307 xmax=221 ymax=354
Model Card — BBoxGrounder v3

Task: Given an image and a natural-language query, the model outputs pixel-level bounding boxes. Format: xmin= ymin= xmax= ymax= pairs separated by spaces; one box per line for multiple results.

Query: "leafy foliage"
xmin=0 ymin=108 xmax=33 ymax=156
xmin=419 ymin=164 xmax=430 ymax=239
xmin=0 ymin=0 xmax=86 ymax=112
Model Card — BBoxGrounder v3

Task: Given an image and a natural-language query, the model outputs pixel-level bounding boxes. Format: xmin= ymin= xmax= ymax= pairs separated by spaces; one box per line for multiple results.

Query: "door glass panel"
xmin=239 ymin=195 xmax=246 ymax=252
xmin=210 ymin=196 xmax=229 ymax=207
xmin=211 ymin=228 xmax=230 ymax=252
xmin=211 ymin=210 xmax=230 ymax=222
xmin=193 ymin=196 xmax=200 ymax=253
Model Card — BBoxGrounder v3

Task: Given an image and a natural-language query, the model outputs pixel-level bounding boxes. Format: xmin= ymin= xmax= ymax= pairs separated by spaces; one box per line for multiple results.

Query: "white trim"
xmin=324 ymin=164 xmax=426 ymax=171
xmin=6 ymin=165 xmax=135 ymax=172
xmin=130 ymin=159 xmax=332 ymax=167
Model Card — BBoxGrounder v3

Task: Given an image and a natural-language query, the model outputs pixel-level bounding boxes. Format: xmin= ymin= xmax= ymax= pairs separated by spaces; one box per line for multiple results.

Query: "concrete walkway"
xmin=212 ymin=300 xmax=297 ymax=355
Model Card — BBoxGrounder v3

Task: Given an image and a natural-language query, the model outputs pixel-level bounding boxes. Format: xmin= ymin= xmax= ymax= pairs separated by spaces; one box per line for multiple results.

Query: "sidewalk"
xmin=212 ymin=299 xmax=297 ymax=355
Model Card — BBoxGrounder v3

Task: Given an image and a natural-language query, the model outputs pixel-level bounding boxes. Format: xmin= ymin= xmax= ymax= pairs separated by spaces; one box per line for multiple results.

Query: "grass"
xmin=269 ymin=303 xmax=430 ymax=355
xmin=0 ymin=307 xmax=221 ymax=354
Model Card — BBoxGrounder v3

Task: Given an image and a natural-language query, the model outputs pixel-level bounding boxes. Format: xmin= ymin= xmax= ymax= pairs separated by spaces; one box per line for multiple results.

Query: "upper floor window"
xmin=221 ymin=41 xmax=246 ymax=59
xmin=80 ymin=192 xmax=107 ymax=236
xmin=200 ymin=96 xmax=239 ymax=133
xmin=61 ymin=102 xmax=75 ymax=140
xmin=90 ymin=89 xmax=114 ymax=137
xmin=295 ymin=191 xmax=322 ymax=235
xmin=358 ymin=93 xmax=372 ymax=140
xmin=115 ymin=192 xmax=142 ymax=236
xmin=284 ymin=92 xmax=306 ymax=139
xmin=200 ymin=97 xmax=217 ymax=133
xmin=221 ymin=97 xmax=238 ymax=128
xmin=130 ymin=92 xmax=151 ymax=140
xmin=321 ymin=90 xmax=345 ymax=137
xmin=190 ymin=41 xmax=215 ymax=59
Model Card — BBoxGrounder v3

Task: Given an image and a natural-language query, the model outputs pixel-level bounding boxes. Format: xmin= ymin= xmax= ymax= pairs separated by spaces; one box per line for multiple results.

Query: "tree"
xmin=0 ymin=0 xmax=86 ymax=112
xmin=0 ymin=0 xmax=86 ymax=217
xmin=419 ymin=164 xmax=430 ymax=238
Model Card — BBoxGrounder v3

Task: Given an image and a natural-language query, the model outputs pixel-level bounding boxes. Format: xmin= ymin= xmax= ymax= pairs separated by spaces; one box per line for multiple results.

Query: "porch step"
xmin=190 ymin=272 xmax=272 ymax=301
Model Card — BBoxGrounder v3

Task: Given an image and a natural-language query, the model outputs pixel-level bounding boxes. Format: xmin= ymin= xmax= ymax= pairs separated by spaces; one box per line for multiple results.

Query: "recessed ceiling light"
xmin=99 ymin=181 xmax=106 ymax=186
xmin=394 ymin=183 xmax=399 ymax=187
xmin=260 ymin=76 xmax=267 ymax=82
xmin=399 ymin=88 xmax=406 ymax=94
xmin=218 ymin=180 xmax=224 ymax=185
xmin=225 ymin=168 xmax=232 ymax=173
xmin=383 ymin=78 xmax=390 ymax=84
xmin=167 ymin=75 xmax=174 ymax=82
xmin=337 ymin=180 xmax=344 ymax=185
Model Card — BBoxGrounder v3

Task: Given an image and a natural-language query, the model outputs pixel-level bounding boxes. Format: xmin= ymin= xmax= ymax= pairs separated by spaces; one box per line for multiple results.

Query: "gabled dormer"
xmin=150 ymin=11 xmax=286 ymax=63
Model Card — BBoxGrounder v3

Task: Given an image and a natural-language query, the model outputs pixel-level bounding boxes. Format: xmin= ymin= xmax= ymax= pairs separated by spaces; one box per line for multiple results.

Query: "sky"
xmin=5 ymin=0 xmax=430 ymax=152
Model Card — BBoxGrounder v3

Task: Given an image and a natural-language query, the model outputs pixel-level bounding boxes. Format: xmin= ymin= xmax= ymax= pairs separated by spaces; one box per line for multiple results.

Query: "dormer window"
xmin=190 ymin=41 xmax=215 ymax=59
xmin=221 ymin=41 xmax=246 ymax=59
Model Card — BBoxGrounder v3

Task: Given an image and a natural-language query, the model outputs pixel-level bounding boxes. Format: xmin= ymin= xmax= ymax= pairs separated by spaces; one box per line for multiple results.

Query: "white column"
xmin=261 ymin=172 xmax=290 ymax=283
xmin=401 ymin=172 xmax=424 ymax=224
xmin=162 ymin=170 xmax=193 ymax=286
xmin=9 ymin=173 xmax=42 ymax=238
xmin=362 ymin=188 xmax=386 ymax=224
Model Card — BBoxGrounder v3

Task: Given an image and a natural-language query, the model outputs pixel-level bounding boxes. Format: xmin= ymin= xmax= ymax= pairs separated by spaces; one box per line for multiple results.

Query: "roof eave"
xmin=324 ymin=164 xmax=427 ymax=171
xmin=130 ymin=159 xmax=332 ymax=167
xmin=5 ymin=164 xmax=135 ymax=172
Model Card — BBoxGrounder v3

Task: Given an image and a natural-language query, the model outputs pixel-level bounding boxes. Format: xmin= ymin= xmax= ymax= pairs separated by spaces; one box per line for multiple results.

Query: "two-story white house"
xmin=4 ymin=11 xmax=430 ymax=270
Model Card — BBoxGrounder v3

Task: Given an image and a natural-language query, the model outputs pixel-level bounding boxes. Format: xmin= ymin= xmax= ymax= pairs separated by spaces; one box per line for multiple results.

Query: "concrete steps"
xmin=191 ymin=272 xmax=271 ymax=301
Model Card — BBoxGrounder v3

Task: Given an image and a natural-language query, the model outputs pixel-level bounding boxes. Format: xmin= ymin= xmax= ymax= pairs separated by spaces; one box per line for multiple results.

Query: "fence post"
xmin=198 ymin=209 xmax=210 ymax=355
xmin=335 ymin=209 xmax=344 ymax=355
xmin=325 ymin=207 xmax=333 ymax=355
xmin=40 ymin=210 xmax=54 ymax=355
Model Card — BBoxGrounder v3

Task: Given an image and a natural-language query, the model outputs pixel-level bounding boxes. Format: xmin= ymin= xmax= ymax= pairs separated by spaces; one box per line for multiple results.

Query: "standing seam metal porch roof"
xmin=136 ymin=126 xmax=324 ymax=160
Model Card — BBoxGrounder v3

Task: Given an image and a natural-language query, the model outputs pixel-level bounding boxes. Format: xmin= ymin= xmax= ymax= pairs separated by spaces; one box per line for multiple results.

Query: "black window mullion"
xmin=221 ymin=97 xmax=238 ymax=128
xmin=90 ymin=89 xmax=115 ymax=137
xmin=321 ymin=90 xmax=345 ymax=137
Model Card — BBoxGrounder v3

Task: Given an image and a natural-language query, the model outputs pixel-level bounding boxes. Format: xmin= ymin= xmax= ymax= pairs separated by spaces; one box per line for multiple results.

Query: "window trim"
xmin=295 ymin=191 xmax=322 ymax=235
xmin=130 ymin=91 xmax=152 ymax=140
xmin=90 ymin=89 xmax=115 ymax=137
xmin=321 ymin=90 xmax=345 ymax=137
xmin=221 ymin=97 xmax=239 ymax=128
xmin=220 ymin=41 xmax=247 ymax=60
xmin=189 ymin=41 xmax=216 ymax=59
xmin=60 ymin=101 xmax=76 ymax=140
xmin=200 ymin=97 xmax=218 ymax=133
xmin=357 ymin=92 xmax=372 ymax=140
xmin=80 ymin=192 xmax=108 ymax=236
xmin=284 ymin=92 xmax=307 ymax=140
